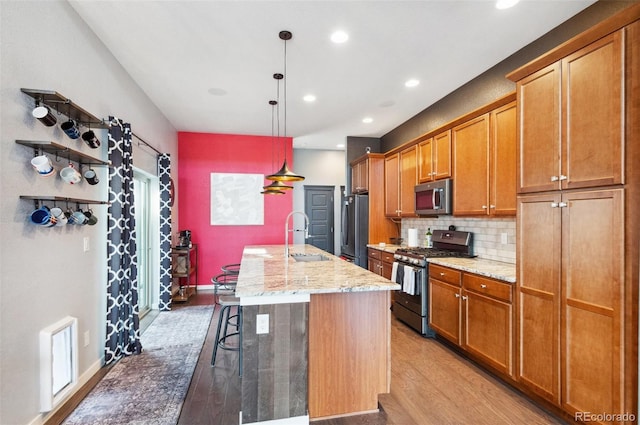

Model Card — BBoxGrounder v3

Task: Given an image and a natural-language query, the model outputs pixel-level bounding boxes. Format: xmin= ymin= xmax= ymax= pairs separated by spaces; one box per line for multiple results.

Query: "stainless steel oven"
xmin=391 ymin=229 xmax=473 ymax=336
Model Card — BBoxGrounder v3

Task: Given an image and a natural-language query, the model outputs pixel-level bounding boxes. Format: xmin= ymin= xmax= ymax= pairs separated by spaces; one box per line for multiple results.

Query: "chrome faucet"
xmin=285 ymin=211 xmax=309 ymax=257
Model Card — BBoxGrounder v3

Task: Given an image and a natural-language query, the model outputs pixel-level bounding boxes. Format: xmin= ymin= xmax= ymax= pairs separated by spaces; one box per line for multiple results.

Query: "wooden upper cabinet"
xmin=384 ymin=153 xmax=400 ymax=217
xmin=418 ymin=130 xmax=451 ymax=183
xmin=351 ymin=158 xmax=369 ymax=194
xmin=453 ymin=114 xmax=490 ymax=215
xmin=399 ymin=145 xmax=418 ymax=217
xmin=517 ymin=30 xmax=624 ymax=194
xmin=385 ymin=146 xmax=417 ymax=218
xmin=491 ymin=102 xmax=517 ymax=215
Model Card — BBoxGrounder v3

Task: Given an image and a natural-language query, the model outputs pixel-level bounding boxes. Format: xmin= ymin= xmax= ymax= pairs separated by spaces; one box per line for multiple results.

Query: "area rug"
xmin=62 ymin=305 xmax=214 ymax=425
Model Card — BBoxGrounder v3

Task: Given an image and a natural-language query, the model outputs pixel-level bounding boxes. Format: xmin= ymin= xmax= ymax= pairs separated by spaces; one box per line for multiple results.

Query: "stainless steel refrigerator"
xmin=340 ymin=194 xmax=369 ymax=268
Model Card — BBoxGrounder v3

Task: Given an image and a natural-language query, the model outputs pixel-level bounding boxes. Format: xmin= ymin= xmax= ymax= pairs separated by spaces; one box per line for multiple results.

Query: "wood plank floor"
xmin=178 ymin=291 xmax=566 ymax=424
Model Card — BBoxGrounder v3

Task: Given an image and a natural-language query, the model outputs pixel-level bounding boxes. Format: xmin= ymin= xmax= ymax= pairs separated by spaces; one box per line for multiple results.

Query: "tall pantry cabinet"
xmin=507 ymin=7 xmax=639 ymax=423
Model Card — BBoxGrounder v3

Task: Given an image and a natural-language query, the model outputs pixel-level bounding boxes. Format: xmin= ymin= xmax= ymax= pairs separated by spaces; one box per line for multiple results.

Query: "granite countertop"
xmin=235 ymin=244 xmax=401 ymax=297
xmin=366 ymin=244 xmax=403 ymax=254
xmin=428 ymin=257 xmax=516 ymax=283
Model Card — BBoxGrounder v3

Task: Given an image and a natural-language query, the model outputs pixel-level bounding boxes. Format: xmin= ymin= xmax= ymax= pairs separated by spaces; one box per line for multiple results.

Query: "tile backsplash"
xmin=401 ymin=217 xmax=516 ymax=264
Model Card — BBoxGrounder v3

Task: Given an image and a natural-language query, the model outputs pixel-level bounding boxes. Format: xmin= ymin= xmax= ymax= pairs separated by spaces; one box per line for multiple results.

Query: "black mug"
xmin=32 ymin=105 xmax=57 ymax=127
xmin=61 ymin=120 xmax=80 ymax=139
xmin=84 ymin=169 xmax=99 ymax=185
xmin=82 ymin=130 xmax=101 ymax=149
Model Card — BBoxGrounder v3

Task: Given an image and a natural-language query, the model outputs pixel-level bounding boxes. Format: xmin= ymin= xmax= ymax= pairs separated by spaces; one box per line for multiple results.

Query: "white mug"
xmin=50 ymin=207 xmax=68 ymax=226
xmin=31 ymin=155 xmax=54 ymax=176
xmin=60 ymin=164 xmax=82 ymax=184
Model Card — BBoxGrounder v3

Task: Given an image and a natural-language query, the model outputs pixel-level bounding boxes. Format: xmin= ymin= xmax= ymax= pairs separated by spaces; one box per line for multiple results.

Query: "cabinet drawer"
xmin=429 ymin=264 xmax=461 ymax=286
xmin=368 ymin=248 xmax=382 ymax=260
xmin=382 ymin=252 xmax=394 ymax=263
xmin=463 ymin=273 xmax=512 ymax=303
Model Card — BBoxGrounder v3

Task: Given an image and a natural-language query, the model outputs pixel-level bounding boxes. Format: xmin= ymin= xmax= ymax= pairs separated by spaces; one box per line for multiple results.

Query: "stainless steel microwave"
xmin=415 ymin=178 xmax=452 ymax=216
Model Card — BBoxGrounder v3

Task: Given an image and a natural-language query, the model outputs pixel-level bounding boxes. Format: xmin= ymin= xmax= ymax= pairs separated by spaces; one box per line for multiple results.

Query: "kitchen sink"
xmin=290 ymin=253 xmax=331 ymax=262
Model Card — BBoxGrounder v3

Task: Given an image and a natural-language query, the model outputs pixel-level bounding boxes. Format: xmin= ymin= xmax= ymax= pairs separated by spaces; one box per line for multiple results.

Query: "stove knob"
xmin=412 ymin=258 xmax=420 ymax=265
xmin=402 ymin=256 xmax=408 ymax=261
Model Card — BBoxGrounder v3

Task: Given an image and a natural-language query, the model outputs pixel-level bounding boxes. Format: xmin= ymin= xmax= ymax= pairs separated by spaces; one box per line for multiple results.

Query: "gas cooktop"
xmin=393 ymin=229 xmax=474 ymax=266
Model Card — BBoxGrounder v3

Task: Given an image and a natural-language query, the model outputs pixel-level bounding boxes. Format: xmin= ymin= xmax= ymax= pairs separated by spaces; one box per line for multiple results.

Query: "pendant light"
xmin=262 ymin=97 xmax=291 ymax=195
xmin=266 ymin=30 xmax=305 ymax=182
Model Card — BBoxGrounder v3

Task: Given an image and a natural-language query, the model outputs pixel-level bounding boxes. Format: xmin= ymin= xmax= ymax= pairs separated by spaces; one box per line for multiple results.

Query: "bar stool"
xmin=211 ymin=295 xmax=243 ymax=376
xmin=221 ymin=263 xmax=240 ymax=275
xmin=211 ymin=272 xmax=238 ymax=308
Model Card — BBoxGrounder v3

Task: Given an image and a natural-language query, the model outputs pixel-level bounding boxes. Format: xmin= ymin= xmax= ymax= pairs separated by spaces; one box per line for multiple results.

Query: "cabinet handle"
xmin=482 ymin=205 xmax=488 ymax=209
xmin=480 ymin=284 xmax=487 ymax=289
xmin=455 ymin=293 xmax=460 ymax=298
xmin=551 ymin=176 xmax=559 ymax=182
xmin=559 ymin=175 xmax=568 ymax=181
xmin=558 ymin=202 xmax=568 ymax=208
xmin=551 ymin=202 xmax=559 ymax=208
xmin=462 ymin=295 xmax=468 ymax=301
xmin=489 ymin=205 xmax=495 ymax=209
xmin=440 ymin=272 xmax=445 ymax=276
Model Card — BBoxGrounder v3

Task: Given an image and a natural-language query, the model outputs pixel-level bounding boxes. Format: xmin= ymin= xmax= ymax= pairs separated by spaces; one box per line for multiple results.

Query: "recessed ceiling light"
xmin=303 ymin=94 xmax=316 ymax=102
xmin=337 ymin=144 xmax=345 ymax=149
xmin=330 ymin=30 xmax=349 ymax=44
xmin=496 ymin=0 xmax=519 ymax=9
xmin=405 ymin=79 xmax=420 ymax=88
xmin=362 ymin=117 xmax=373 ymax=124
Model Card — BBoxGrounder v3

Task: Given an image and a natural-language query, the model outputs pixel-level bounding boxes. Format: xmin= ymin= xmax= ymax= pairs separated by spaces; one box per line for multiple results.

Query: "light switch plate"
xmin=256 ymin=314 xmax=269 ymax=334
xmin=83 ymin=237 xmax=90 ymax=252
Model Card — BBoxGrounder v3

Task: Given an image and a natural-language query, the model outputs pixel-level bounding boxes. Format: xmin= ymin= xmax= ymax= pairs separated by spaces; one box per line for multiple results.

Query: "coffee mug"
xmin=60 ymin=164 xmax=82 ymax=184
xmin=30 ymin=155 xmax=54 ymax=176
xmin=50 ymin=207 xmax=68 ymax=226
xmin=85 ymin=210 xmax=98 ymax=226
xmin=29 ymin=206 xmax=57 ymax=227
xmin=84 ymin=169 xmax=99 ymax=185
xmin=32 ymin=105 xmax=57 ymax=127
xmin=81 ymin=130 xmax=101 ymax=149
xmin=69 ymin=210 xmax=88 ymax=225
xmin=60 ymin=120 xmax=80 ymax=139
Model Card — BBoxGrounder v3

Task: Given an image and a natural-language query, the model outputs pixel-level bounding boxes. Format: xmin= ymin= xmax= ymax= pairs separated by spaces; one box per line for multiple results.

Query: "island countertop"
xmin=235 ymin=244 xmax=400 ymax=297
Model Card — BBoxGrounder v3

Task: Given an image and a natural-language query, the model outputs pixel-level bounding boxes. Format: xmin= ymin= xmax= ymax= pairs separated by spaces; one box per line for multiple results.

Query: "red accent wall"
xmin=178 ymin=132 xmax=293 ymax=286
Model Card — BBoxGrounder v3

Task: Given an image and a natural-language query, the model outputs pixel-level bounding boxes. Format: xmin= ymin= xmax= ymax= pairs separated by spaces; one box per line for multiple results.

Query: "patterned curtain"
xmin=105 ymin=117 xmax=142 ymax=364
xmin=158 ymin=154 xmax=173 ymax=311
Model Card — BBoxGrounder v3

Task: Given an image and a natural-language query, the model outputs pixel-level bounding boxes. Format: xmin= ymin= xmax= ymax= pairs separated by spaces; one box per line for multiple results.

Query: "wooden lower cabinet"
xmin=368 ymin=247 xmax=394 ymax=280
xmin=429 ymin=264 xmax=514 ymax=377
xmin=518 ymin=189 xmax=625 ymax=421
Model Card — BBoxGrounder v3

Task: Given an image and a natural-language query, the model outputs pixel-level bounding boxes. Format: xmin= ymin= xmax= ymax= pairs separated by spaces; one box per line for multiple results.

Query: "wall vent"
xmin=39 ymin=316 xmax=78 ymax=412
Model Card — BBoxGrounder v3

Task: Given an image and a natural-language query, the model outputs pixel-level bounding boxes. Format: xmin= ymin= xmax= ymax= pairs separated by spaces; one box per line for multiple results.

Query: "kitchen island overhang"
xmin=236 ymin=244 xmax=400 ymax=424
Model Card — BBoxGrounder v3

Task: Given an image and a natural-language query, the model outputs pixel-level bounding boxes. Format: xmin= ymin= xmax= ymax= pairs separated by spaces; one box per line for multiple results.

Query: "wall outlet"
xmin=83 ymin=237 xmax=90 ymax=252
xmin=500 ymin=233 xmax=508 ymax=244
xmin=83 ymin=331 xmax=90 ymax=347
xmin=256 ymin=314 xmax=269 ymax=334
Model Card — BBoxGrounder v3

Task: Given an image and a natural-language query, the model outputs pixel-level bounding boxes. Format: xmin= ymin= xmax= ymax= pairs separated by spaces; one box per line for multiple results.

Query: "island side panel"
xmin=241 ymin=303 xmax=308 ymax=423
xmin=308 ymin=290 xmax=391 ymax=419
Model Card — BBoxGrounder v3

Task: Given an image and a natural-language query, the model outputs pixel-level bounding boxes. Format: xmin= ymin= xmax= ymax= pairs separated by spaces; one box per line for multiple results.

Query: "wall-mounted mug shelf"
xmin=20 ymin=195 xmax=110 ymax=210
xmin=21 ymin=88 xmax=107 ymax=129
xmin=16 ymin=140 xmax=111 ymax=167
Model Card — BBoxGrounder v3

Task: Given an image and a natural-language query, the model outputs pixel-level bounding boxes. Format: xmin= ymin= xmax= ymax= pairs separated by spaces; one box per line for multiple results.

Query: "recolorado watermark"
xmin=575 ymin=412 xmax=636 ymax=422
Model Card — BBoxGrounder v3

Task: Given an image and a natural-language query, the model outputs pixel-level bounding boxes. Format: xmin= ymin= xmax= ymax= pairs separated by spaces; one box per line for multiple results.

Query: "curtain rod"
xmin=132 ymin=132 xmax=162 ymax=155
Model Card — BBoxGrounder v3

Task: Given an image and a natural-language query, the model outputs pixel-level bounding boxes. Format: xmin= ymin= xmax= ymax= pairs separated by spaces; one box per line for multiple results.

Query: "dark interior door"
xmin=304 ymin=185 xmax=335 ymax=254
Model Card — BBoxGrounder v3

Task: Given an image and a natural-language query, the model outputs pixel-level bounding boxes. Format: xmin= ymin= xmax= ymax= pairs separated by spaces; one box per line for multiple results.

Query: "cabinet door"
xmin=433 ymin=130 xmax=451 ymax=180
xmin=399 ymin=146 xmax=417 ymax=217
xmin=517 ymin=193 xmax=561 ymax=405
xmin=464 ymin=290 xmax=513 ymax=377
xmin=351 ymin=160 xmax=368 ymax=194
xmin=491 ymin=102 xmax=517 ymax=216
xmin=517 ymin=63 xmax=561 ymax=194
xmin=453 ymin=114 xmax=490 ymax=215
xmin=429 ymin=278 xmax=461 ymax=345
xmin=368 ymin=257 xmax=382 ymax=276
xmin=384 ymin=154 xmax=400 ymax=217
xmin=417 ymin=138 xmax=433 ymax=183
xmin=562 ymin=31 xmax=624 ymax=190
xmin=562 ymin=189 xmax=624 ymax=417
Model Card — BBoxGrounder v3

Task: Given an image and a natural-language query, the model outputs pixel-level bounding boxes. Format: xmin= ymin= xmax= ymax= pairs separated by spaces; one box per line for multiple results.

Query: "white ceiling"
xmin=69 ymin=0 xmax=595 ymax=150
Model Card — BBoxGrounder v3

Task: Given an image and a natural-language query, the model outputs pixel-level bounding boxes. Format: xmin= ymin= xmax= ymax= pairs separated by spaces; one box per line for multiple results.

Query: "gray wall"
xmin=292 ymin=150 xmax=346 ymax=254
xmin=0 ymin=2 xmax=177 ymax=424
xmin=381 ymin=0 xmax=635 ymax=151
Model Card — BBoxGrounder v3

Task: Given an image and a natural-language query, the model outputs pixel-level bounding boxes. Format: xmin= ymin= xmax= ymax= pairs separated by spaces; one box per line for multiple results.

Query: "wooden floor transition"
xmin=178 ymin=291 xmax=565 ymax=425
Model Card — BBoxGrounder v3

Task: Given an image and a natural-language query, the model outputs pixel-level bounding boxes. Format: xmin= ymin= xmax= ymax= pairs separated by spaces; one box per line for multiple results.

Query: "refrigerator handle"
xmin=341 ymin=201 xmax=349 ymax=246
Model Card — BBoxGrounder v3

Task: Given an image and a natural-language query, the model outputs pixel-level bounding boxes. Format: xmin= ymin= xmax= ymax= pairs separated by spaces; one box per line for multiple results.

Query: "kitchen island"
xmin=235 ymin=244 xmax=400 ymax=424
